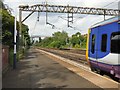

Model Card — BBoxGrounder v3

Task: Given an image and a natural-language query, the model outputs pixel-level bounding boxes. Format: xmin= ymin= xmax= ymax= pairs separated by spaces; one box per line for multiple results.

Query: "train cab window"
xmin=101 ymin=34 xmax=107 ymax=52
xmin=91 ymin=34 xmax=96 ymax=54
xmin=111 ymin=32 xmax=120 ymax=54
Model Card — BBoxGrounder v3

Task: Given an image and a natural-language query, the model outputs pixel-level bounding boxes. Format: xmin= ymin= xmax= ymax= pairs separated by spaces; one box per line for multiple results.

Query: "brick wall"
xmin=2 ymin=45 xmax=9 ymax=72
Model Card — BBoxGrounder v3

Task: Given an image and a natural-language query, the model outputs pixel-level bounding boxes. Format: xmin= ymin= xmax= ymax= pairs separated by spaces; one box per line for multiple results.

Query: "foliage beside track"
xmin=35 ymin=31 xmax=87 ymax=49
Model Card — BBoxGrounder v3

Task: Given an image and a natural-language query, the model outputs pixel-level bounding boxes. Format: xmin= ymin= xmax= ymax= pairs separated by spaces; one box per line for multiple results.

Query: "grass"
xmin=9 ymin=47 xmax=28 ymax=66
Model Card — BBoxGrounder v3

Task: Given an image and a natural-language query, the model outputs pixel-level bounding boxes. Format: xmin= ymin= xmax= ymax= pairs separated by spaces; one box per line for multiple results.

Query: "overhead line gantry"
xmin=19 ymin=4 xmax=120 ymax=16
xmin=19 ymin=3 xmax=120 ymax=35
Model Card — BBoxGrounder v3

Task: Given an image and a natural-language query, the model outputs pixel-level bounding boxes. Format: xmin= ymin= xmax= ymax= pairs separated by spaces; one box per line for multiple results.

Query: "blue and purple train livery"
xmin=86 ymin=17 xmax=120 ymax=79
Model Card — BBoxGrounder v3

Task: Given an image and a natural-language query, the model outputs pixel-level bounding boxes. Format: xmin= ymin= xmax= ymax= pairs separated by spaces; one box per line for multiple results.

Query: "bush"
xmin=9 ymin=49 xmax=14 ymax=66
xmin=49 ymin=41 xmax=61 ymax=48
xmin=74 ymin=44 xmax=80 ymax=48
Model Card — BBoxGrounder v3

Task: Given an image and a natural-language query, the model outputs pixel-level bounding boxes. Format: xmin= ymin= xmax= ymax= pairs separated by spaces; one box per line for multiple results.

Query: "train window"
xmin=111 ymin=32 xmax=120 ymax=54
xmin=91 ymin=34 xmax=95 ymax=54
xmin=101 ymin=34 xmax=107 ymax=52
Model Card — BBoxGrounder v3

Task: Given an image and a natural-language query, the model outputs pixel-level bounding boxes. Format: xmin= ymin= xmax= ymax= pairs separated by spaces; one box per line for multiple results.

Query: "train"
xmin=86 ymin=16 xmax=120 ymax=80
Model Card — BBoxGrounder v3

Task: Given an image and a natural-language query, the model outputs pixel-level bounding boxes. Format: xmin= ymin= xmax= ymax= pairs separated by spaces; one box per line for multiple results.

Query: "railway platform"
xmin=2 ymin=48 xmax=119 ymax=89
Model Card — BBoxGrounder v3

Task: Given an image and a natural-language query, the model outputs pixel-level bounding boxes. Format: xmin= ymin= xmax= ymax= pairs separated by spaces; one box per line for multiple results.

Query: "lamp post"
xmin=13 ymin=9 xmax=17 ymax=69
xmin=13 ymin=16 xmax=17 ymax=69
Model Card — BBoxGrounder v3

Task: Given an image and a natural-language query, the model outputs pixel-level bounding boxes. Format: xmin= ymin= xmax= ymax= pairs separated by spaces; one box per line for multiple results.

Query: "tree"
xmin=21 ymin=24 xmax=31 ymax=47
xmin=52 ymin=31 xmax=68 ymax=46
xmin=38 ymin=31 xmax=87 ymax=49
xmin=1 ymin=9 xmax=14 ymax=47
xmin=38 ymin=31 xmax=68 ymax=48
xmin=1 ymin=5 xmax=31 ymax=49
xmin=70 ymin=32 xmax=86 ymax=48
xmin=70 ymin=32 xmax=82 ymax=47
xmin=39 ymin=37 xmax=53 ymax=47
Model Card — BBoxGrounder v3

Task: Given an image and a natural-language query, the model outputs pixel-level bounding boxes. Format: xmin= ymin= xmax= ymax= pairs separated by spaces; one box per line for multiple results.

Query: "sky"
xmin=3 ymin=0 xmax=120 ymax=37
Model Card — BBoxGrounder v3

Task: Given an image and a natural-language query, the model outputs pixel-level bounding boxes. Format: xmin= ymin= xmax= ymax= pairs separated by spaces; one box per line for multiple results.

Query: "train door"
xmin=97 ymin=25 xmax=110 ymax=72
xmin=89 ymin=27 xmax=99 ymax=69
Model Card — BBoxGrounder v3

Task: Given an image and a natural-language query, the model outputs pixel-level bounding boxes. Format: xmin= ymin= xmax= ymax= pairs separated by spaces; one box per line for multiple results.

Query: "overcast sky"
xmin=4 ymin=0 xmax=119 ymax=37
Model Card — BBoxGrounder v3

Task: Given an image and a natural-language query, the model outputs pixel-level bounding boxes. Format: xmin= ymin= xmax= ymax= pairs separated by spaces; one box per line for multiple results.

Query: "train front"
xmin=86 ymin=29 xmax=91 ymax=65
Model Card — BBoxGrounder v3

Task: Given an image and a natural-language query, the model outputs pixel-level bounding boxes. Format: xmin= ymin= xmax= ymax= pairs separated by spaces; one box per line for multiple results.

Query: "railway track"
xmin=59 ymin=48 xmax=86 ymax=55
xmin=39 ymin=48 xmax=88 ymax=65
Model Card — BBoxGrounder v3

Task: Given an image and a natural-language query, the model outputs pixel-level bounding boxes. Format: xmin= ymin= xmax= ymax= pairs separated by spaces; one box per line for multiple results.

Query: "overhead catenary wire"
xmin=78 ymin=0 xmax=119 ymax=30
xmin=68 ymin=0 xmax=120 ymax=31
xmin=45 ymin=0 xmax=119 ymax=30
xmin=103 ymin=0 xmax=119 ymax=8
xmin=45 ymin=1 xmax=56 ymax=29
xmin=62 ymin=1 xmax=119 ymax=31
xmin=31 ymin=11 xmax=40 ymax=37
xmin=83 ymin=0 xmax=119 ymax=20
xmin=59 ymin=0 xmax=119 ymax=24
xmin=31 ymin=0 xmax=119 ymax=36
